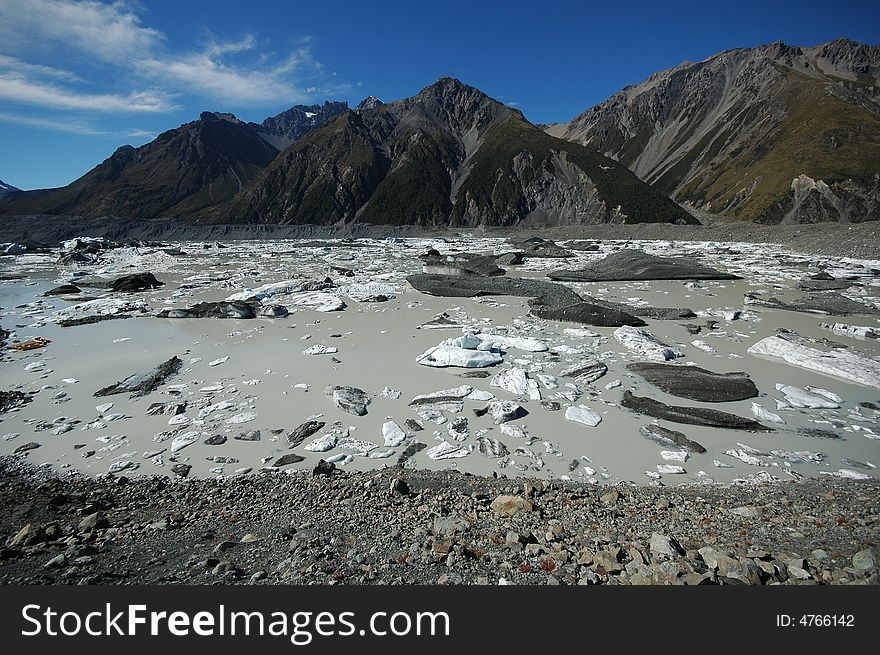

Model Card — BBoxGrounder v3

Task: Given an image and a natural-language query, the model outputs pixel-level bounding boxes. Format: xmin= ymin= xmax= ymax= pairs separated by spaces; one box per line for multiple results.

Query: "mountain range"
xmin=0 ymin=180 xmax=18 ymax=198
xmin=546 ymin=38 xmax=880 ymax=223
xmin=1 ymin=38 xmax=877 ymax=226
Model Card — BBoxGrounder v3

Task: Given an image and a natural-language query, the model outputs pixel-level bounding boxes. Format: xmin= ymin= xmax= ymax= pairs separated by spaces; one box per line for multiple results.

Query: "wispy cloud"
xmin=0 ymin=71 xmax=173 ymax=112
xmin=0 ymin=0 xmax=163 ymax=63
xmin=0 ymin=54 xmax=84 ymax=82
xmin=0 ymin=0 xmax=337 ymax=112
xmin=138 ymin=45 xmax=324 ymax=106
xmin=0 ymin=110 xmax=150 ymax=138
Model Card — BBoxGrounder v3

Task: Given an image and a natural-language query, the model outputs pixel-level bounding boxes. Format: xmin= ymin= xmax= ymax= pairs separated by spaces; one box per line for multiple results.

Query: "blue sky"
xmin=1 ymin=0 xmax=878 ymax=190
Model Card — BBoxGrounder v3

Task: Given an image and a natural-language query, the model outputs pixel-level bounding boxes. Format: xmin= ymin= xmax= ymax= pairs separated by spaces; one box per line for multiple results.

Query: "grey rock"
xmin=325 ymin=385 xmax=370 ymax=416
xmin=549 ymin=250 xmax=739 ymax=282
xmin=94 ymin=356 xmax=182 ymax=398
xmin=627 ymin=363 xmax=759 ymax=402
xmin=622 ymin=391 xmax=772 ymax=431
xmin=312 ymin=459 xmax=336 ymax=477
xmin=287 ymin=420 xmax=325 ymax=447
xmin=273 ymin=453 xmax=305 ymax=467
xmin=157 ymin=301 xmax=258 ymax=319
xmin=170 ymin=463 xmax=191 ymax=477
xmin=639 ymin=423 xmax=706 ymax=453
xmin=649 ymin=533 xmax=685 ymax=558
xmin=852 ymin=548 xmax=877 ymax=572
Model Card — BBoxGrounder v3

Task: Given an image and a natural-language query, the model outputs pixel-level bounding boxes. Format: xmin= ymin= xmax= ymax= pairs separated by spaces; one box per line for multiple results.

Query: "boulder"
xmin=621 ymin=391 xmax=772 ymax=431
xmin=627 ymin=363 xmax=758 ymax=402
xmin=548 ymin=249 xmax=739 ymax=282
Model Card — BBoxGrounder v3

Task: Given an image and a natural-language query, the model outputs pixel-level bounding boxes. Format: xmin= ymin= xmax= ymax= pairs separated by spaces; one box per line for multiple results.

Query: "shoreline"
xmin=1 ymin=456 xmax=878 ymax=585
xmin=2 ymin=215 xmax=880 ymax=260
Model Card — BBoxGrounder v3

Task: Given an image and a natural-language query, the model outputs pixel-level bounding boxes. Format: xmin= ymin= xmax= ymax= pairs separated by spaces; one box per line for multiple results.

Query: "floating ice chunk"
xmin=109 ymin=460 xmax=137 ymax=474
xmin=751 ymin=402 xmax=786 ymax=424
xmin=426 ymin=440 xmax=469 ymax=460
xmin=490 ymin=367 xmax=539 ymax=399
xmin=382 ymin=421 xmax=407 ymax=447
xmin=691 ymin=340 xmax=716 ymax=353
xmin=563 ymin=327 xmax=599 ymax=338
xmin=303 ymin=344 xmax=338 ymax=355
xmin=170 ymin=431 xmax=199 ymax=453
xmin=748 ymin=335 xmax=880 ymax=390
xmin=697 ymin=308 xmax=741 ymax=321
xmin=336 ymin=437 xmax=378 ymax=454
xmin=95 ymin=403 xmax=113 ymax=414
xmin=535 ymin=373 xmax=558 ymax=389
xmin=467 ymin=389 xmax=494 ymax=401
xmin=821 ymin=469 xmax=871 ymax=480
xmin=613 ymin=326 xmax=683 ymax=362
xmin=770 ymin=450 xmax=825 ymax=464
xmin=805 ymin=386 xmax=842 ymax=404
xmin=287 ymin=291 xmax=345 ymax=312
xmin=564 ymin=405 xmax=602 ymax=427
xmin=304 ymin=433 xmax=337 ymax=452
xmin=499 ymin=423 xmax=527 ymax=439
xmin=475 ymin=333 xmax=548 ymax=352
xmin=226 ymin=412 xmax=258 ymax=424
xmin=343 ymin=282 xmax=397 ymax=301
xmin=775 ymin=384 xmax=840 ymax=409
xmin=198 ymin=400 xmax=235 ymax=419
xmin=208 ymin=356 xmax=229 ymax=367
xmin=416 ymin=345 xmax=502 ymax=368
xmin=656 ymin=464 xmax=686 ymax=474
xmin=725 ymin=449 xmax=770 ymax=467
xmin=819 ymin=323 xmax=879 ymax=340
xmin=225 ymin=279 xmax=304 ymax=302
xmin=660 ymin=450 xmax=689 ymax=462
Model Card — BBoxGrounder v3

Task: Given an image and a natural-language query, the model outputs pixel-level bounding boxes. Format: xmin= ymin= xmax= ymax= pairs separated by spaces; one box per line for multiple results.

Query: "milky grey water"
xmin=1 ymin=236 xmax=878 ymax=486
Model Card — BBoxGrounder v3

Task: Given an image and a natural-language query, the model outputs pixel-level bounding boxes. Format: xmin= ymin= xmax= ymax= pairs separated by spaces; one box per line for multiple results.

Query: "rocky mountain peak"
xmin=551 ymin=37 xmax=880 ymax=224
xmin=0 ymin=179 xmax=18 ymax=198
xmin=254 ymin=101 xmax=349 ymax=150
xmin=355 ymin=95 xmax=384 ymax=112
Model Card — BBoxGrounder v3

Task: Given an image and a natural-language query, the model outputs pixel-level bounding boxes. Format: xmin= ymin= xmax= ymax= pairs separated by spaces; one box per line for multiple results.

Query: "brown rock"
xmin=490 ymin=494 xmax=534 ymax=516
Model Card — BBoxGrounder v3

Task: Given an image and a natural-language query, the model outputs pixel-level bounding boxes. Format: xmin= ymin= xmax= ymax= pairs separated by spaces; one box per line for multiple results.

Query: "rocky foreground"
xmin=1 ymin=457 xmax=877 ymax=585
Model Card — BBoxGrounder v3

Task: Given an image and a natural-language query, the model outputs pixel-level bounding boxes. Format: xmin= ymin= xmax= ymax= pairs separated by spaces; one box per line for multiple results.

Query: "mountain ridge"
xmin=214 ymin=77 xmax=695 ymax=227
xmin=548 ymin=37 xmax=880 ymax=223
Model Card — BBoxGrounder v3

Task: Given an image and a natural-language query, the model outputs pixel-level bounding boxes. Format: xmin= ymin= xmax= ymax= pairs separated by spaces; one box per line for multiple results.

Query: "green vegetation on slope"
xmin=453 ymin=115 xmax=697 ymax=225
xmin=676 ymin=68 xmax=880 ymax=220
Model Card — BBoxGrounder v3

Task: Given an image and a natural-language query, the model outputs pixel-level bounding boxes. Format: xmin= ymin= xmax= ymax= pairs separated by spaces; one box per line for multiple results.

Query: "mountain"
xmin=0 ymin=180 xmax=18 ymax=198
xmin=0 ymin=112 xmax=279 ymax=219
xmin=548 ymin=38 xmax=880 ymax=223
xmin=355 ymin=96 xmax=384 ymax=112
xmin=252 ymin=101 xmax=349 ymax=150
xmin=216 ymin=77 xmax=695 ymax=227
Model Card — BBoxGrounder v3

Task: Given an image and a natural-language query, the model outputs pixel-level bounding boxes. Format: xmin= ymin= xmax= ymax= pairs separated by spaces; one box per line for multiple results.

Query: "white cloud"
xmin=0 ymin=54 xmax=84 ymax=82
xmin=0 ymin=72 xmax=173 ymax=112
xmin=0 ymin=110 xmax=151 ymax=140
xmin=138 ymin=45 xmax=323 ymax=106
xmin=0 ymin=0 xmax=343 ymax=129
xmin=0 ymin=0 xmax=163 ymax=63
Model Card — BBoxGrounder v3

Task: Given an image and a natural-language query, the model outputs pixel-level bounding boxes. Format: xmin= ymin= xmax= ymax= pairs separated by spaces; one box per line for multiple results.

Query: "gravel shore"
xmin=1 ymin=457 xmax=877 ymax=585
xmin=2 ymin=215 xmax=880 ymax=260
